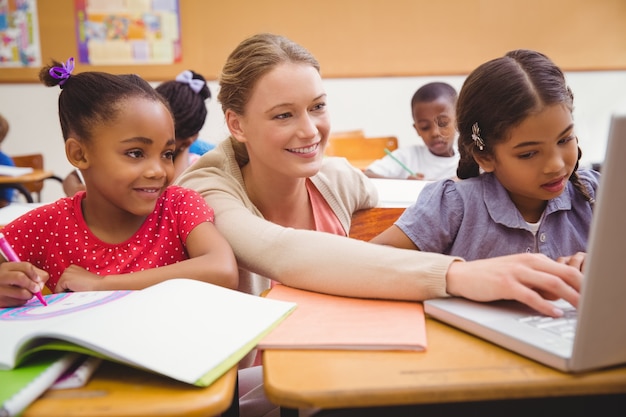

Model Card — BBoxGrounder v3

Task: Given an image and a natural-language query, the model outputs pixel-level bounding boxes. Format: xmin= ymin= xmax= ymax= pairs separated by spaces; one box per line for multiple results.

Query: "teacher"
xmin=176 ymin=33 xmax=580 ymax=318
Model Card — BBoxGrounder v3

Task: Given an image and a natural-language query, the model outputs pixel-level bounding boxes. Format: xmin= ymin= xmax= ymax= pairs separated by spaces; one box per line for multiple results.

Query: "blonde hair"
xmin=218 ymin=33 xmax=320 ymax=116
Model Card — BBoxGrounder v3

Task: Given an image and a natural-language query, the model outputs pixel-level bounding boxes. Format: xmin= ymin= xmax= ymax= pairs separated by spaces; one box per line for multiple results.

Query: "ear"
xmin=65 ymin=138 xmax=89 ymax=169
xmin=473 ymin=151 xmax=495 ymax=173
xmin=224 ymin=109 xmax=247 ymax=143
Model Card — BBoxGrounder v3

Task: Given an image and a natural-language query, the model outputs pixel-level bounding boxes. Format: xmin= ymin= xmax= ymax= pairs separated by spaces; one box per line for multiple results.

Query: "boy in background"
xmin=365 ymin=82 xmax=460 ymax=180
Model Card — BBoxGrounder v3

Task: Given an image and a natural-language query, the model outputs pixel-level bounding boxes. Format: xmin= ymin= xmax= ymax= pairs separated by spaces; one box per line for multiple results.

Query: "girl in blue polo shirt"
xmin=372 ymin=49 xmax=598 ymax=268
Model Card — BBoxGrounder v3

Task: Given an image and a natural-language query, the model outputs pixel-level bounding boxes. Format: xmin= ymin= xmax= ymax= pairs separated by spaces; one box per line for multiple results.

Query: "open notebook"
xmin=424 ymin=114 xmax=626 ymax=373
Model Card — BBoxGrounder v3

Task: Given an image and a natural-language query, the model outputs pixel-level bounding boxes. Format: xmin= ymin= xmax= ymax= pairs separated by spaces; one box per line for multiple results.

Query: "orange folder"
xmin=258 ymin=284 xmax=427 ymax=351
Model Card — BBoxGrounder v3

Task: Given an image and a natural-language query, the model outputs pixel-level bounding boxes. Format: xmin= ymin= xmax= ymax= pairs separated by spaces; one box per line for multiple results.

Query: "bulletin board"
xmin=1 ymin=0 xmax=625 ymax=83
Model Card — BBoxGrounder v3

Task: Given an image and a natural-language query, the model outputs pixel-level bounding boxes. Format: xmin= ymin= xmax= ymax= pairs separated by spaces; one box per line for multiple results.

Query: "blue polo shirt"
xmin=396 ymin=170 xmax=599 ymax=261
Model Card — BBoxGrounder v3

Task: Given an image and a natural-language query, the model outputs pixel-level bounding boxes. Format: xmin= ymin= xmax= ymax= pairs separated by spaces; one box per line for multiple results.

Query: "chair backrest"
xmin=325 ymin=135 xmax=398 ymax=170
xmin=11 ymin=153 xmax=44 ymax=194
xmin=328 ymin=129 xmax=366 ymax=139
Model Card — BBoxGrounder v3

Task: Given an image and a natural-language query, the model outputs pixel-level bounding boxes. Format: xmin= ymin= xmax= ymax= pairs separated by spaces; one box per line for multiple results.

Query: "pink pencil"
xmin=0 ymin=232 xmax=47 ymax=306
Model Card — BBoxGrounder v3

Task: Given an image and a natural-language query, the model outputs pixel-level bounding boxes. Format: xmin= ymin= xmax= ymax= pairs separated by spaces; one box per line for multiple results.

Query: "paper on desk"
xmin=371 ymin=178 xmax=432 ymax=208
xmin=0 ymin=166 xmax=34 ymax=177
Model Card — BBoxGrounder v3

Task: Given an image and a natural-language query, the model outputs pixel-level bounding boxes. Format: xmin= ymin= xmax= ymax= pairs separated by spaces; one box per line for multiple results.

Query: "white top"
xmin=366 ymin=144 xmax=459 ymax=180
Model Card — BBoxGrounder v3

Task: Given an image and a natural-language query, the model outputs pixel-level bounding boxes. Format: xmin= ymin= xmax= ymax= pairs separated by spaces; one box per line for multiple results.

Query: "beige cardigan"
xmin=176 ymin=138 xmax=455 ymax=300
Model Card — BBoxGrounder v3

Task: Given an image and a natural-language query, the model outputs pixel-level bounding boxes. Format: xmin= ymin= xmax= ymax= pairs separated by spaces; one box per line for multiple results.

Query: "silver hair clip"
xmin=471 ymin=122 xmax=485 ymax=151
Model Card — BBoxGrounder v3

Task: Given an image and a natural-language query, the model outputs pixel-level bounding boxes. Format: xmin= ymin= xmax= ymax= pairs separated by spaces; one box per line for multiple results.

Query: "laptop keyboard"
xmin=518 ymin=307 xmax=578 ymax=340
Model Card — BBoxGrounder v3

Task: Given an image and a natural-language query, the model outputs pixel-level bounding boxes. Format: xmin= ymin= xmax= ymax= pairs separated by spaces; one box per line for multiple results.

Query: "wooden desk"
xmin=263 ymin=317 xmax=626 ymax=416
xmin=349 ymin=207 xmax=403 ymax=241
xmin=265 ymin=207 xmax=626 ymax=415
xmin=0 ymin=170 xmax=57 ymax=185
xmin=0 ymin=170 xmax=58 ymax=203
xmin=23 ymin=361 xmax=239 ymax=417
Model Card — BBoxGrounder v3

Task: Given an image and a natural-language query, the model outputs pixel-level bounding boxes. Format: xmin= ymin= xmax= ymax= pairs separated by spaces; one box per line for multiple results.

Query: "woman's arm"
xmin=180 ymin=168 xmax=454 ymax=300
xmin=177 ymin=162 xmax=581 ymax=317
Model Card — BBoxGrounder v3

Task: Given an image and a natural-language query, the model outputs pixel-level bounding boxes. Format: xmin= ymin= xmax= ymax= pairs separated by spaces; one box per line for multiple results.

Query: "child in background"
xmin=0 ymin=113 xmax=16 ymax=207
xmin=155 ymin=69 xmax=212 ymax=177
xmin=365 ymin=82 xmax=459 ymax=180
xmin=372 ymin=50 xmax=598 ymax=266
xmin=0 ymin=58 xmax=238 ymax=308
xmin=188 ymin=139 xmax=215 ymax=165
xmin=62 ymin=69 xmax=213 ymax=195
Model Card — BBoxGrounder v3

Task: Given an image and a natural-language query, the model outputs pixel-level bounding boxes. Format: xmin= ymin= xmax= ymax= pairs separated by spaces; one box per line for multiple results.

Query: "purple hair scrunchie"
xmin=49 ymin=57 xmax=75 ymax=86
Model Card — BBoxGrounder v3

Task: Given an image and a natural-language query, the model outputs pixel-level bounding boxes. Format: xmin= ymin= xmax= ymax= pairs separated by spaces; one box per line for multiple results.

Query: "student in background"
xmin=372 ymin=49 xmax=597 ymax=268
xmin=155 ymin=69 xmax=212 ymax=178
xmin=177 ymin=34 xmax=582 ymax=317
xmin=365 ymin=82 xmax=460 ymax=180
xmin=62 ymin=167 xmax=85 ymax=196
xmin=61 ymin=69 xmax=213 ymax=196
xmin=0 ymin=113 xmax=16 ymax=207
xmin=0 ymin=58 xmax=237 ymax=308
xmin=188 ymin=139 xmax=215 ymax=165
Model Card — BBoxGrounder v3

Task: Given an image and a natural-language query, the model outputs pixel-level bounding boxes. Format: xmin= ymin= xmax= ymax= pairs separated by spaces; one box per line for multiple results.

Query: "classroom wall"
xmin=3 ymin=0 xmax=625 ymax=82
xmin=0 ymin=0 xmax=625 ymax=202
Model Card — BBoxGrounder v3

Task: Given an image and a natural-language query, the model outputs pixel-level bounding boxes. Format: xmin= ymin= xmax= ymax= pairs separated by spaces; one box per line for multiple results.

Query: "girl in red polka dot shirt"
xmin=0 ymin=58 xmax=238 ymax=308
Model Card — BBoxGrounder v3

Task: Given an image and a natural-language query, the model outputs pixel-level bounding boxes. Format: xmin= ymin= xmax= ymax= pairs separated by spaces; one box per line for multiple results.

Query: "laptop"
xmin=424 ymin=114 xmax=626 ymax=373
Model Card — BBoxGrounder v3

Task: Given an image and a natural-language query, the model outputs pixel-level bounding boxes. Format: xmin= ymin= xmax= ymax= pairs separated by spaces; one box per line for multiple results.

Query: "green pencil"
xmin=384 ymin=148 xmax=415 ymax=176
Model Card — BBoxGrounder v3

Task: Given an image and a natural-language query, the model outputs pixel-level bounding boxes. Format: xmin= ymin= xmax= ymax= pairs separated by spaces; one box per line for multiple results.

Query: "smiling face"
xmin=227 ymin=62 xmax=330 ymax=180
xmin=81 ymin=97 xmax=176 ymax=217
xmin=476 ymin=104 xmax=579 ymax=222
xmin=412 ymin=96 xmax=457 ymax=157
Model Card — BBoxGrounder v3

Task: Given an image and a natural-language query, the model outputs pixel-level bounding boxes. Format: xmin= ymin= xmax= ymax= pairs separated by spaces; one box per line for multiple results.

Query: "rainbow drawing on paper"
xmin=0 ymin=291 xmax=131 ymax=320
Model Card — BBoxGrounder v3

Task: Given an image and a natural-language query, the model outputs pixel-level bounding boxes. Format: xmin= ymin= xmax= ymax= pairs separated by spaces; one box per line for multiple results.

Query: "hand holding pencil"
xmin=0 ymin=232 xmax=48 ymax=307
xmin=384 ymin=149 xmax=424 ymax=180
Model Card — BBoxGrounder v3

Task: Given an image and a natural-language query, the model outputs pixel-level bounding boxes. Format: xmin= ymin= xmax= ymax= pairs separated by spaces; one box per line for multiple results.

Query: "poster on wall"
xmin=0 ymin=0 xmax=41 ymax=67
xmin=74 ymin=0 xmax=182 ymax=65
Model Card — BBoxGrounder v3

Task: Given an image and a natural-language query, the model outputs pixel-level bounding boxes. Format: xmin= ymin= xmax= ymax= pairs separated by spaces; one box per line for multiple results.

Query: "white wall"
xmin=1 ymin=71 xmax=625 ymax=203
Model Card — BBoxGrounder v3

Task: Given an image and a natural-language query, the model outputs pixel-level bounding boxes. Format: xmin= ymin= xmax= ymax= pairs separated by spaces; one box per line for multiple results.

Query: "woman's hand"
xmin=445 ymin=253 xmax=582 ymax=317
xmin=557 ymin=252 xmax=586 ymax=272
xmin=0 ymin=261 xmax=49 ymax=307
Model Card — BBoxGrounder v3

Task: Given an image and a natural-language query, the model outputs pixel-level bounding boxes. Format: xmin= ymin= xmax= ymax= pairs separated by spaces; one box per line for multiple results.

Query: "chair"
xmin=328 ymin=129 xmax=366 ymax=139
xmin=325 ymin=135 xmax=398 ymax=170
xmin=11 ymin=153 xmax=63 ymax=202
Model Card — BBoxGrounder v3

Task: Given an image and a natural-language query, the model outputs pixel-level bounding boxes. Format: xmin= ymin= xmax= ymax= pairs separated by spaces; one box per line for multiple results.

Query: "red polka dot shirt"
xmin=2 ymin=185 xmax=214 ymax=292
